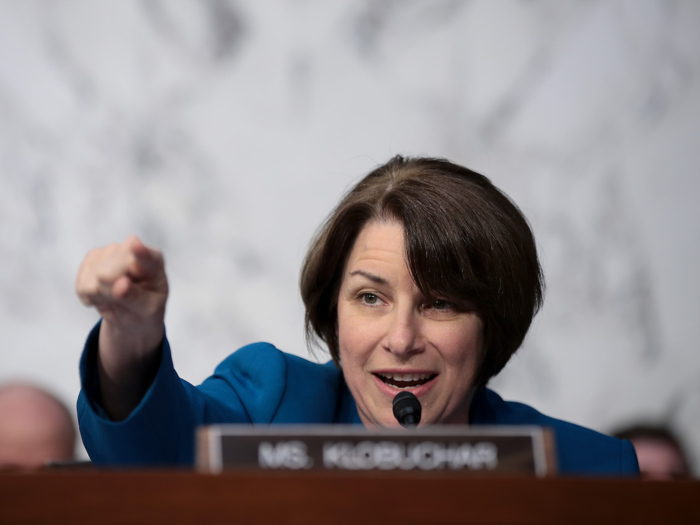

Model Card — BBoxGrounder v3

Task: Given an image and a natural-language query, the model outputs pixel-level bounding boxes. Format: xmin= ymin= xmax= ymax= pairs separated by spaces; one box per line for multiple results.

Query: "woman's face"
xmin=337 ymin=220 xmax=484 ymax=428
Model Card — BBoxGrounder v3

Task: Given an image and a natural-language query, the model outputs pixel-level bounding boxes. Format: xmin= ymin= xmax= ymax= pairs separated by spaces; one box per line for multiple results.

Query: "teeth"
xmin=378 ymin=373 xmax=432 ymax=382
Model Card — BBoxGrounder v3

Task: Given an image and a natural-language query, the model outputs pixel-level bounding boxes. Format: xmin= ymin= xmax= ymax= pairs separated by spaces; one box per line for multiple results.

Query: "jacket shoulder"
xmin=472 ymin=389 xmax=639 ymax=476
xmin=203 ymin=343 xmax=344 ymax=424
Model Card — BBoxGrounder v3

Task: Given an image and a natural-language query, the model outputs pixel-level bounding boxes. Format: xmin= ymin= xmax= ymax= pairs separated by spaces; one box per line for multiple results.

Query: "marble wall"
xmin=1 ymin=0 xmax=699 ymax=469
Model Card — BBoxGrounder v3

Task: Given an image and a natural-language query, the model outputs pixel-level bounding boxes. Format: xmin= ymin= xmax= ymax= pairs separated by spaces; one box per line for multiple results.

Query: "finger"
xmin=111 ymin=276 xmax=165 ymax=317
xmin=95 ymin=239 xmax=156 ymax=294
xmin=77 ymin=246 xmax=119 ymax=305
xmin=123 ymin=236 xmax=164 ymax=282
xmin=96 ymin=256 xmax=131 ymax=299
xmin=79 ymin=290 xmax=113 ymax=308
xmin=111 ymin=275 xmax=132 ymax=301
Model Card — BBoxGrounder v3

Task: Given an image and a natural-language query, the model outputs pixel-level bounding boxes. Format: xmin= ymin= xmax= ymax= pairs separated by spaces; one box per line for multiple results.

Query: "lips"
xmin=370 ymin=370 xmax=439 ymax=400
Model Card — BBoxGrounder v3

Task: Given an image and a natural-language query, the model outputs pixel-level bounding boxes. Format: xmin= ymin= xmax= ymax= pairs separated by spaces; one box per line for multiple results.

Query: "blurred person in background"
xmin=614 ymin=424 xmax=692 ymax=480
xmin=0 ymin=383 xmax=76 ymax=470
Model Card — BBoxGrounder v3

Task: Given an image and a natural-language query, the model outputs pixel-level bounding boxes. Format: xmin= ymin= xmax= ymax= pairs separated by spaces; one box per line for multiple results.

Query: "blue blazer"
xmin=77 ymin=323 xmax=638 ymax=475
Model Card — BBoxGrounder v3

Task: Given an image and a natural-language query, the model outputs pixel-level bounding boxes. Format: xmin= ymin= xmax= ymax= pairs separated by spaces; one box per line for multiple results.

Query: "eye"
xmin=361 ymin=293 xmax=380 ymax=305
xmin=427 ymin=299 xmax=454 ymax=311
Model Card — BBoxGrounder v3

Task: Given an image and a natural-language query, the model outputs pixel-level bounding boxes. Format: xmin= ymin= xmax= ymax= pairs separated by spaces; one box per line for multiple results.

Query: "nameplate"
xmin=196 ymin=426 xmax=556 ymax=477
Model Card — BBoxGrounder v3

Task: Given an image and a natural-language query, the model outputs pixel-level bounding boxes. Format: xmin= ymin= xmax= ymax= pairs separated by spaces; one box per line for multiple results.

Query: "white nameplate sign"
xmin=196 ymin=426 xmax=556 ymax=477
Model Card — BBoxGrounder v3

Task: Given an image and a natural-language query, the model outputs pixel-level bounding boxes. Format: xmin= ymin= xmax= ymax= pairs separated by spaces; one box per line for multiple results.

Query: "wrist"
xmin=97 ymin=320 xmax=164 ymax=420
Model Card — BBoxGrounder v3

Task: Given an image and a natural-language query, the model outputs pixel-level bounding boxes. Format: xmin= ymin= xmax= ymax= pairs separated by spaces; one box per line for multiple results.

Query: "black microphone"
xmin=392 ymin=391 xmax=422 ymax=429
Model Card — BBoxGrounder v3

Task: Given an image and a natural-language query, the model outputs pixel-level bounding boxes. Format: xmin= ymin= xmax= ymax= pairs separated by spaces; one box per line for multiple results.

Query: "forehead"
xmin=345 ymin=221 xmax=406 ymax=268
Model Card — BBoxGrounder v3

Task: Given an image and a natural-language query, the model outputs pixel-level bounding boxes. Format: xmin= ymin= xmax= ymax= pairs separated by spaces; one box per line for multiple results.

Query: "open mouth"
xmin=375 ymin=372 xmax=437 ymax=390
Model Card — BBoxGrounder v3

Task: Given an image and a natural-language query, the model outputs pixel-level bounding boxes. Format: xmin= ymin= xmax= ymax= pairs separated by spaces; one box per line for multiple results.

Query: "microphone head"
xmin=392 ymin=391 xmax=422 ymax=429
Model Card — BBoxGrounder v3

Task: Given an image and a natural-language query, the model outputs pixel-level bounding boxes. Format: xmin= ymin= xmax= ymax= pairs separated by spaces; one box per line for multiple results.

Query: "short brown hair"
xmin=300 ymin=156 xmax=544 ymax=386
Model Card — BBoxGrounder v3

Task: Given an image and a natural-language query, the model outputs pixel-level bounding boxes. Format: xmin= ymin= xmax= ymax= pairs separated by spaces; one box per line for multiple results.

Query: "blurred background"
xmin=0 ymin=0 xmax=698 ymax=469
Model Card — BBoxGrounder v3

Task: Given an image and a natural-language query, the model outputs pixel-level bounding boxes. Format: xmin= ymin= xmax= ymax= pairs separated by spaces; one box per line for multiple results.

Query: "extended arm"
xmin=76 ymin=236 xmax=167 ymax=420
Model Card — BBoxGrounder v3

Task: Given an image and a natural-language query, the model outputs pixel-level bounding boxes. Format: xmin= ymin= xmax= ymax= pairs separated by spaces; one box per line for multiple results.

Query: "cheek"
xmin=337 ymin=292 xmax=376 ymax=336
xmin=337 ymin=302 xmax=385 ymax=391
xmin=337 ymin=312 xmax=367 ymax=402
xmin=436 ymin=320 xmax=484 ymax=374
xmin=337 ymin=305 xmax=371 ymax=365
xmin=337 ymin=302 xmax=359 ymax=370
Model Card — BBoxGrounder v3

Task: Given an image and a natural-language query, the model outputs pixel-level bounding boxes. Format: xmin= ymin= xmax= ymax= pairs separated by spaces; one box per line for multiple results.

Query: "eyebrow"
xmin=348 ymin=270 xmax=388 ymax=285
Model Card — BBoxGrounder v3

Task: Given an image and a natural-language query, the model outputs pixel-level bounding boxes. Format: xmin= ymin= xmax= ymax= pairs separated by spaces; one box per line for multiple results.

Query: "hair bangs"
xmin=378 ymin=179 xmax=487 ymax=312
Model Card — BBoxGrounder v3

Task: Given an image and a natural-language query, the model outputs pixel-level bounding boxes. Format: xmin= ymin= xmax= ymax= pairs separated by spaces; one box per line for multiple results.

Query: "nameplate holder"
xmin=196 ymin=425 xmax=556 ymax=477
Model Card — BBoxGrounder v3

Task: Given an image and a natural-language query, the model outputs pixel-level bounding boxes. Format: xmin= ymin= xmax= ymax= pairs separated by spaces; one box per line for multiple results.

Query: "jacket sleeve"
xmin=77 ymin=322 xmax=287 ymax=467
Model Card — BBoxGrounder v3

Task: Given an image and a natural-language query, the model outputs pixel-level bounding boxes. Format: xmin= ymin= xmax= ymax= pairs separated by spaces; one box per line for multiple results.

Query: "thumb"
xmin=112 ymin=275 xmax=165 ymax=317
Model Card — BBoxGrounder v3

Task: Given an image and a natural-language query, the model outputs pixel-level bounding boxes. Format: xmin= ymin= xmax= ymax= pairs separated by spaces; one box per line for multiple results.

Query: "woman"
xmin=76 ymin=156 xmax=638 ymax=474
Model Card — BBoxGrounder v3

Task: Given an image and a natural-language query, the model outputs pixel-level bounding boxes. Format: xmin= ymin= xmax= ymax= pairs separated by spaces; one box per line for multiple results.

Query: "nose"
xmin=385 ymin=306 xmax=423 ymax=358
